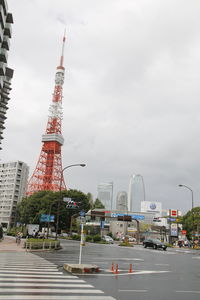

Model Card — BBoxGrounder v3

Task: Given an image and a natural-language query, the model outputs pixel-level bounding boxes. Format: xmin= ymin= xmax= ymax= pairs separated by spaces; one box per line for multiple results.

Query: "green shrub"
xmin=93 ymin=234 xmax=101 ymax=242
xmin=71 ymin=234 xmax=81 ymax=240
xmin=119 ymin=242 xmax=133 ymax=247
xmin=86 ymin=235 xmax=93 ymax=242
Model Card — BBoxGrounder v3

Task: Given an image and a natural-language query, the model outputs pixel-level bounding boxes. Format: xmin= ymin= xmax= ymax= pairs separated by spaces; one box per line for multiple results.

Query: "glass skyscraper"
xmin=97 ymin=182 xmax=113 ymax=210
xmin=116 ymin=191 xmax=128 ymax=211
xmin=128 ymin=174 xmax=145 ymax=212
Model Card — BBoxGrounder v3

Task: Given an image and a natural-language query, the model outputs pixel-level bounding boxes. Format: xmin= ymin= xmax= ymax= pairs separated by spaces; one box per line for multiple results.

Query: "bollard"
xmin=129 ymin=263 xmax=133 ymax=273
xmin=114 ymin=263 xmax=119 ymax=274
xmin=111 ymin=262 xmax=115 ymax=272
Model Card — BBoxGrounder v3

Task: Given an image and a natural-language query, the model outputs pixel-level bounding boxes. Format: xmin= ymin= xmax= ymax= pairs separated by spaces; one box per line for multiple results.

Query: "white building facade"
xmin=0 ymin=161 xmax=29 ymax=229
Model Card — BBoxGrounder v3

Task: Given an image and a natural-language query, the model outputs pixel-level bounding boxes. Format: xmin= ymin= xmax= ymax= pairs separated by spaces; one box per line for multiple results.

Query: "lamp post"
xmin=178 ymin=184 xmax=194 ymax=247
xmin=55 ymin=164 xmax=86 ymax=240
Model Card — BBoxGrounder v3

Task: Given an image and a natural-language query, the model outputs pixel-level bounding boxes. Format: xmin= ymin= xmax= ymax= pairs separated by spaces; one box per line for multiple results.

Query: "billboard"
xmin=141 ymin=201 xmax=162 ymax=216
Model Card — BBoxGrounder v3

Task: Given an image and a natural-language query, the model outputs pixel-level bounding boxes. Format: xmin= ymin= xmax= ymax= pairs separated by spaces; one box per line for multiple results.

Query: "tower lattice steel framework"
xmin=27 ymin=34 xmax=66 ymax=195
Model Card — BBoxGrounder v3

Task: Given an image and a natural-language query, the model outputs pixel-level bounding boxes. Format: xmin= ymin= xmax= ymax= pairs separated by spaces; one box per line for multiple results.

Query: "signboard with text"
xmin=40 ymin=214 xmax=55 ymax=223
xmin=170 ymin=223 xmax=178 ymax=236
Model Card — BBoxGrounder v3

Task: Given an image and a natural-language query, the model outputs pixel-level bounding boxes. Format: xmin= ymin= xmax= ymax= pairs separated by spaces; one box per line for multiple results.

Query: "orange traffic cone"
xmin=129 ymin=263 xmax=133 ymax=273
xmin=111 ymin=262 xmax=114 ymax=272
xmin=114 ymin=263 xmax=119 ymax=274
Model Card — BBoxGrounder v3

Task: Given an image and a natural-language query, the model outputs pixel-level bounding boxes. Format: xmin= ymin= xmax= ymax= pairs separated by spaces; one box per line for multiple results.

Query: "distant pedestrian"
xmin=178 ymin=240 xmax=183 ymax=248
xmin=16 ymin=232 xmax=22 ymax=245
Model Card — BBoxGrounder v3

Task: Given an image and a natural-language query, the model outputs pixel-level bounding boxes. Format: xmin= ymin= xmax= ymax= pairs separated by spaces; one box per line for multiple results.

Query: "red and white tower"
xmin=27 ymin=33 xmax=66 ymax=195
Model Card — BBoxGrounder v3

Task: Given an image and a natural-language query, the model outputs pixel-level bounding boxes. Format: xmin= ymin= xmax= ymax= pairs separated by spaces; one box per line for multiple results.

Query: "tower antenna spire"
xmin=60 ymin=29 xmax=66 ymax=67
xmin=27 ymin=32 xmax=67 ymax=195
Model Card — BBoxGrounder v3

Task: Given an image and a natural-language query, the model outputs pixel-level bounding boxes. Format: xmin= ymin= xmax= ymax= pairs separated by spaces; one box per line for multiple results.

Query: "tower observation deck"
xmin=27 ymin=33 xmax=66 ymax=195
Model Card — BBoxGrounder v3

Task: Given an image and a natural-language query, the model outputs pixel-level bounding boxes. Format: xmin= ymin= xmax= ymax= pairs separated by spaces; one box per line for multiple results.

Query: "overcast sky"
xmin=2 ymin=0 xmax=200 ymax=213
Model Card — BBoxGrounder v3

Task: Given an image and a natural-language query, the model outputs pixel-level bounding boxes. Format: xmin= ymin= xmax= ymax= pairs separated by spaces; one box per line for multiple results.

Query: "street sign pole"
xmin=79 ymin=223 xmax=84 ymax=264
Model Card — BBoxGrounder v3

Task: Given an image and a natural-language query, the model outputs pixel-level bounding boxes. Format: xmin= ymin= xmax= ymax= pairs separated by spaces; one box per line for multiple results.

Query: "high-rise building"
xmin=128 ymin=174 xmax=145 ymax=212
xmin=97 ymin=182 xmax=113 ymax=210
xmin=116 ymin=191 xmax=128 ymax=211
xmin=27 ymin=33 xmax=66 ymax=195
xmin=0 ymin=161 xmax=29 ymax=230
xmin=0 ymin=0 xmax=14 ymax=150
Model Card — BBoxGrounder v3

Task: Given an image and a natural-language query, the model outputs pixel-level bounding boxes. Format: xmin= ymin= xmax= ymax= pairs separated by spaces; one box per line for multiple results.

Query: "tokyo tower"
xmin=27 ymin=33 xmax=66 ymax=196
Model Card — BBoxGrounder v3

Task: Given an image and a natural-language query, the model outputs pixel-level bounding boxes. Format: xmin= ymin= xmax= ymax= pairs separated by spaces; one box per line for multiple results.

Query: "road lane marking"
xmin=0 ymin=274 xmax=78 ymax=278
xmin=118 ymin=289 xmax=147 ymax=292
xmin=76 ymin=270 xmax=171 ymax=276
xmin=176 ymin=291 xmax=200 ymax=294
xmin=0 ymin=267 xmax=58 ymax=271
xmin=0 ymin=270 xmax=63 ymax=274
xmin=0 ymin=283 xmax=93 ymax=288
xmin=0 ymin=296 xmax=116 ymax=300
xmin=0 ymin=278 xmax=85 ymax=282
xmin=0 ymin=288 xmax=104 ymax=294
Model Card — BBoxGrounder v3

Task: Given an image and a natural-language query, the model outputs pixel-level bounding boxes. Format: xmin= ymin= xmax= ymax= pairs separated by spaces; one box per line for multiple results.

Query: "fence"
xmin=25 ymin=240 xmax=60 ymax=251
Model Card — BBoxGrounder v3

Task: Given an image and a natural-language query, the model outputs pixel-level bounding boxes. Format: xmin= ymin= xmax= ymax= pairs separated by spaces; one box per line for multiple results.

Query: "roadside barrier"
xmin=25 ymin=241 xmax=60 ymax=251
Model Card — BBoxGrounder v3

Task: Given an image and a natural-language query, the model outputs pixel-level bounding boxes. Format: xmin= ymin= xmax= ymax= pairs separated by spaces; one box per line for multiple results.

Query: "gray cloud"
xmin=2 ymin=0 xmax=200 ymax=214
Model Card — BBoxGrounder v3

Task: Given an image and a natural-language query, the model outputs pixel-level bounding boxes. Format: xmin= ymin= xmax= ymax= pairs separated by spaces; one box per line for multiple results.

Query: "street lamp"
xmin=55 ymin=164 xmax=86 ymax=240
xmin=178 ymin=184 xmax=194 ymax=247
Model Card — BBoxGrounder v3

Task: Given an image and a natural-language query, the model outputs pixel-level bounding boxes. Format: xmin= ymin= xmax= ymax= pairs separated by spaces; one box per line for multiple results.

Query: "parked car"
xmin=102 ymin=235 xmax=114 ymax=244
xmin=143 ymin=238 xmax=167 ymax=251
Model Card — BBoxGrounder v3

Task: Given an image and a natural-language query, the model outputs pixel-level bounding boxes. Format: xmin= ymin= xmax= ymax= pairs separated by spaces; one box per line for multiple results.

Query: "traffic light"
xmin=66 ymin=200 xmax=78 ymax=209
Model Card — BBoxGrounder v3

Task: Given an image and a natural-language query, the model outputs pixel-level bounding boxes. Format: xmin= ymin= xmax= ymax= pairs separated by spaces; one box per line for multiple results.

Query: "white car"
xmin=103 ymin=235 xmax=114 ymax=244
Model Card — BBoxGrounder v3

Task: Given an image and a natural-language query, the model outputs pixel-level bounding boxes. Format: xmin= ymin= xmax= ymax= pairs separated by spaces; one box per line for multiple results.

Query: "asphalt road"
xmin=36 ymin=240 xmax=200 ymax=300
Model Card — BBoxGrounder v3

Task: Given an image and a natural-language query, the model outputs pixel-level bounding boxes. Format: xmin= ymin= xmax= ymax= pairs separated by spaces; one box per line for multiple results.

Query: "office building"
xmin=116 ymin=191 xmax=128 ymax=211
xmin=97 ymin=182 xmax=113 ymax=210
xmin=128 ymin=174 xmax=145 ymax=212
xmin=0 ymin=0 xmax=14 ymax=149
xmin=0 ymin=161 xmax=29 ymax=229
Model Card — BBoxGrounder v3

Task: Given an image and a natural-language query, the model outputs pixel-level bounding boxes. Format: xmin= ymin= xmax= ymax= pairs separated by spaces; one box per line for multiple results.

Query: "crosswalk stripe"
xmin=0 ymin=274 xmax=78 ymax=278
xmin=0 ymin=268 xmax=58 ymax=271
xmin=0 ymin=283 xmax=93 ymax=288
xmin=0 ymin=270 xmax=63 ymax=274
xmin=0 ymin=296 xmax=116 ymax=300
xmin=0 ymin=252 xmax=116 ymax=300
xmin=0 ymin=288 xmax=104 ymax=294
xmin=0 ymin=278 xmax=85 ymax=283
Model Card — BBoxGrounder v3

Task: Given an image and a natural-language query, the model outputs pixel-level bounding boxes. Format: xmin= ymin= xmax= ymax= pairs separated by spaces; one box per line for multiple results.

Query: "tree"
xmin=181 ymin=207 xmax=200 ymax=240
xmin=93 ymin=198 xmax=105 ymax=209
xmin=0 ymin=225 xmax=3 ymax=239
xmin=16 ymin=189 xmax=92 ymax=231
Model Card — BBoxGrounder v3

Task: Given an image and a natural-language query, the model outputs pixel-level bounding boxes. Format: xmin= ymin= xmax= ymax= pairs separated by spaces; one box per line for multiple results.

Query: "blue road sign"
xmin=79 ymin=211 xmax=85 ymax=217
xmin=40 ymin=214 xmax=55 ymax=222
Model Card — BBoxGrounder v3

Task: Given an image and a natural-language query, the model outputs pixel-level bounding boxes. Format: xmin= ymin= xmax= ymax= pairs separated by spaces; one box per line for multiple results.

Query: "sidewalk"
xmin=0 ymin=236 xmax=25 ymax=252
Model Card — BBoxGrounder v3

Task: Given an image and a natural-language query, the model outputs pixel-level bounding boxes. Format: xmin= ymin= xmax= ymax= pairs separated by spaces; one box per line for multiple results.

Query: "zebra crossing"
xmin=0 ymin=252 xmax=116 ymax=300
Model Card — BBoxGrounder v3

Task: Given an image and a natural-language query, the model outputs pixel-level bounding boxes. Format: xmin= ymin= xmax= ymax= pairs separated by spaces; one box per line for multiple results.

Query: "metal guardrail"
xmin=25 ymin=241 xmax=60 ymax=251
